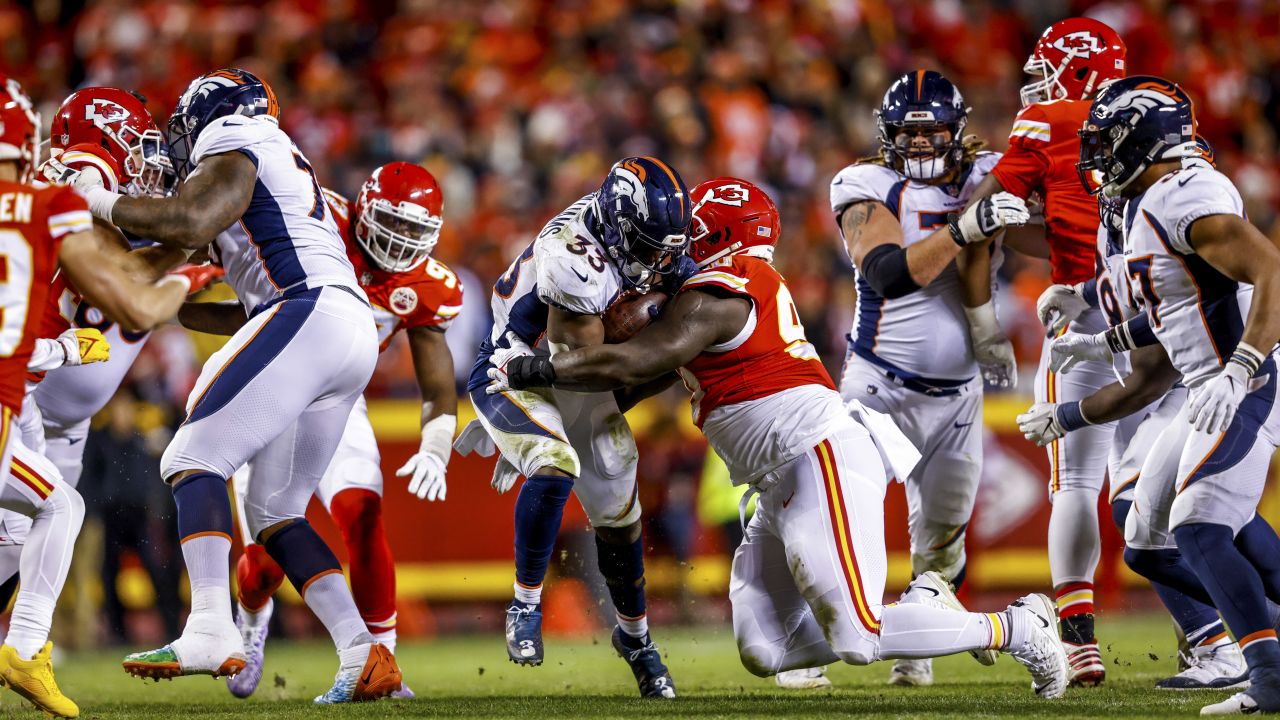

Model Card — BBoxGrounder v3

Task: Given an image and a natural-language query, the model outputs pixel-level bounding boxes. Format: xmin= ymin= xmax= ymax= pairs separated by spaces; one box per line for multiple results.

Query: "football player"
xmin=1028 ymin=142 xmax=1247 ymax=690
xmin=57 ymin=68 xmax=400 ymax=702
xmin=486 ymin=177 xmax=1069 ymax=700
xmin=958 ymin=17 xmax=1133 ymax=684
xmin=1028 ymin=76 xmax=1280 ymax=715
xmin=456 ymin=157 xmax=690 ymax=698
xmin=189 ymin=162 xmax=461 ymax=700
xmin=828 ymin=69 xmax=1028 ymax=687
xmin=0 ymin=74 xmax=189 ymax=718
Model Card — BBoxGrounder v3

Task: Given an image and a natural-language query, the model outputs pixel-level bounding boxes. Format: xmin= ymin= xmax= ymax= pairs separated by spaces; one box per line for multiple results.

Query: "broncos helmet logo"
xmin=1092 ymin=83 xmax=1182 ymax=121
xmin=609 ymin=166 xmax=652 ymax=221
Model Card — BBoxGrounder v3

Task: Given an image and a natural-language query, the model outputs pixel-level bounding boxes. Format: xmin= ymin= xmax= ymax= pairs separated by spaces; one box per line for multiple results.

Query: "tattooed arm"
xmin=838 ymin=199 xmax=971 ymax=295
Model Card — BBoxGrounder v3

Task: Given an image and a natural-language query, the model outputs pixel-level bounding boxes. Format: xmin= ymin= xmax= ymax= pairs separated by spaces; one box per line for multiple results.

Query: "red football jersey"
xmin=322 ymin=188 xmax=463 ymax=351
xmin=677 ymin=254 xmax=835 ymax=426
xmin=990 ymin=99 xmax=1098 ymax=284
xmin=0 ymin=181 xmax=93 ymax=415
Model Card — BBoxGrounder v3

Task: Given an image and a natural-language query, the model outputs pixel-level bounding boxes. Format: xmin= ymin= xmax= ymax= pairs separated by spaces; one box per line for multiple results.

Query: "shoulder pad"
xmin=535 ymin=231 xmax=615 ymax=315
xmin=830 ymin=163 xmax=903 ymax=214
xmin=191 ymin=116 xmax=279 ymax=167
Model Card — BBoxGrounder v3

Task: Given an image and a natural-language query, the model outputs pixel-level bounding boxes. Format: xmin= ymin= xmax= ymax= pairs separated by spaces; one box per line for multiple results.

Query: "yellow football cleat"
xmin=73 ymin=328 xmax=110 ymax=364
xmin=0 ymin=642 xmax=80 ymax=718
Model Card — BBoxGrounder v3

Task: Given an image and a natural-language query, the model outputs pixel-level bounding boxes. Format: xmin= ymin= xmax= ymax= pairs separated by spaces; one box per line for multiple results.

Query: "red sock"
xmin=1055 ymin=581 xmax=1095 ymax=619
xmin=237 ymin=543 xmax=285 ymax=611
xmin=329 ymin=489 xmax=397 ymax=633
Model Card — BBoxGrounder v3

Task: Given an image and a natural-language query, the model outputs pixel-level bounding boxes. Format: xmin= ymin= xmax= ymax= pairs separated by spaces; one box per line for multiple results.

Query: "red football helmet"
xmin=688 ymin=177 xmax=780 ymax=268
xmin=1020 ymin=17 xmax=1127 ymax=107
xmin=50 ymin=87 xmax=170 ymax=196
xmin=353 ymin=162 xmax=444 ymax=272
xmin=0 ymin=75 xmax=40 ymax=182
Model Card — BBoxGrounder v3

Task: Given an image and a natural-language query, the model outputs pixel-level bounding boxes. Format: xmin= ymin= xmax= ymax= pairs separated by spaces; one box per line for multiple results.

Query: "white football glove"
xmin=396 ymin=452 xmax=447 ymax=501
xmin=1049 ymin=331 xmax=1113 ymax=374
xmin=964 ymin=301 xmax=1018 ymax=388
xmin=40 ymin=157 xmax=106 ymax=193
xmin=486 ymin=345 xmax=533 ymax=395
xmin=1036 ymin=283 xmax=1092 ymax=338
xmin=950 ymin=192 xmax=1030 ymax=245
xmin=1188 ymin=348 xmax=1267 ymax=434
xmin=1017 ymin=403 xmax=1067 ymax=447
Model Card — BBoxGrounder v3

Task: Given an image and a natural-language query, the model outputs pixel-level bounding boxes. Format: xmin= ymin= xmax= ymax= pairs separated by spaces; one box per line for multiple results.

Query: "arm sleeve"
xmin=990 ymin=106 xmax=1052 ymax=198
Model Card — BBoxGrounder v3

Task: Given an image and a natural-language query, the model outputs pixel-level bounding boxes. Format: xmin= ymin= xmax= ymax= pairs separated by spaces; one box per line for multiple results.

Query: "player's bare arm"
xmin=177 ymin=300 xmax=246 ymax=336
xmin=529 ymin=289 xmax=748 ymax=391
xmin=1080 ymin=343 xmax=1180 ymax=423
xmin=58 ymin=227 xmax=188 ymax=332
xmin=1190 ymin=213 xmax=1280 ymax=352
xmin=108 ymin=152 xmax=256 ymax=250
xmin=841 ymin=200 xmax=964 ymax=291
xmin=408 ymin=326 xmax=457 ymax=420
xmin=546 ymin=305 xmax=605 ymax=352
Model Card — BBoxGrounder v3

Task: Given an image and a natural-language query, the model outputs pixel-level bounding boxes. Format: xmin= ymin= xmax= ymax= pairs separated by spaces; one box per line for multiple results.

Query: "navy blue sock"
xmin=1176 ymin=522 xmax=1280 ymax=672
xmin=1111 ymin=499 xmax=1131 ymax=533
xmin=1236 ymin=515 xmax=1280 ymax=603
xmin=1123 ymin=546 xmax=1224 ymax=639
xmin=513 ymin=474 xmax=574 ymax=590
xmin=172 ymin=471 xmax=232 ymax=540
xmin=595 ymin=532 xmax=647 ymax=621
xmin=261 ymin=519 xmax=342 ymax=593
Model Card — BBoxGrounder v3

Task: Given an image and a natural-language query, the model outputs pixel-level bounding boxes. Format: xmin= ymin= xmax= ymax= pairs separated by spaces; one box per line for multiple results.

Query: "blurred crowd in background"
xmin=3 ymin=0 xmax=1280 ymax=642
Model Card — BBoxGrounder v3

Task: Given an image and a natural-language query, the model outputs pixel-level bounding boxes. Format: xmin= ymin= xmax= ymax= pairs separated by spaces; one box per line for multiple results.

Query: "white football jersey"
xmin=1122 ymin=158 xmax=1253 ymax=389
xmin=34 ymin=306 xmax=149 ymax=427
xmin=469 ymin=195 xmax=624 ymax=390
xmin=830 ymin=152 xmax=1001 ymax=382
xmin=192 ymin=116 xmax=364 ymax=312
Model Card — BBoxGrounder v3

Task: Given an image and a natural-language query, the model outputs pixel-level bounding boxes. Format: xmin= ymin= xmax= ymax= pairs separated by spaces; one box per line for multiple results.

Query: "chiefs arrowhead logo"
xmin=389 ymin=286 xmax=418 ymax=316
xmin=85 ymin=99 xmax=129 ymax=126
xmin=1051 ymin=31 xmax=1105 ymax=58
xmin=700 ymin=182 xmax=750 ymax=207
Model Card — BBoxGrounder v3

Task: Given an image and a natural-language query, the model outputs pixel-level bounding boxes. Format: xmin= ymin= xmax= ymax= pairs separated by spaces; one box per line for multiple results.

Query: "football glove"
xmin=60 ymin=328 xmax=110 ymax=366
xmin=40 ymin=157 xmax=106 ymax=193
xmin=963 ymin=301 xmax=1017 ymax=388
xmin=949 ymin=192 xmax=1030 ymax=246
xmin=1049 ymin=331 xmax=1113 ymax=374
xmin=1017 ymin=403 xmax=1068 ymax=447
xmin=1036 ymin=283 xmax=1092 ymax=338
xmin=452 ymin=419 xmax=521 ymax=494
xmin=395 ymin=412 xmax=455 ymax=502
xmin=1188 ymin=343 xmax=1267 ymax=434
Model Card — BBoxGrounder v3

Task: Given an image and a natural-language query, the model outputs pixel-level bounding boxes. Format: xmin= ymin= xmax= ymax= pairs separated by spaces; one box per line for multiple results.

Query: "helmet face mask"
xmin=356 ymin=198 xmax=442 ymax=272
xmin=876 ymin=71 xmax=968 ymax=182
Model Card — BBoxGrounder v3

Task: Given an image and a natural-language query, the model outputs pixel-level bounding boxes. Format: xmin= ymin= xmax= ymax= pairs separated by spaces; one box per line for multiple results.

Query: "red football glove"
xmin=169 ymin=264 xmax=225 ymax=295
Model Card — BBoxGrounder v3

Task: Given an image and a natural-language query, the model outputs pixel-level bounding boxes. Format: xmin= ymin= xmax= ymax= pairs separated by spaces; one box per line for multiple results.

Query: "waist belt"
xmin=847 ymin=337 xmax=970 ymax=398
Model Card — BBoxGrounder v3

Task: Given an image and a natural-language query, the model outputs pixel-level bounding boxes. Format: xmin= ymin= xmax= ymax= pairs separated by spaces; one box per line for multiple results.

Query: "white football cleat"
xmin=901 ymin=571 xmax=997 ymax=666
xmin=887 ymin=658 xmax=933 ymax=686
xmin=1005 ymin=594 xmax=1068 ymax=699
xmin=227 ymin=600 xmax=273 ymax=698
xmin=123 ymin=612 xmax=246 ymax=680
xmin=1158 ymin=639 xmax=1248 ymax=691
xmin=775 ymin=666 xmax=832 ymax=690
xmin=1201 ymin=691 xmax=1259 ymax=715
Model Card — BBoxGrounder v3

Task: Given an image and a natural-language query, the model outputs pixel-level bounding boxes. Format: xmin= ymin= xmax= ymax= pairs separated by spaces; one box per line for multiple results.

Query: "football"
xmin=603 ymin=288 xmax=670 ymax=343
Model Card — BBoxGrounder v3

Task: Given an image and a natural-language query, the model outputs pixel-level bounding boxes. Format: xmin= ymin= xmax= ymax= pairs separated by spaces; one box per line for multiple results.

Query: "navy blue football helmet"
xmin=1077 ymin=75 xmax=1197 ymax=197
xmin=876 ymin=70 xmax=969 ymax=180
xmin=167 ymin=68 xmax=281 ymax=179
xmin=593 ymin=157 xmax=692 ymax=286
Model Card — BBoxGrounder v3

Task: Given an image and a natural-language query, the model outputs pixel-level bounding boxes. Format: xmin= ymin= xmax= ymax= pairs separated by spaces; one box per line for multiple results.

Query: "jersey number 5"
xmin=0 ymin=230 xmax=33 ymax=358
xmin=776 ymin=283 xmax=818 ymax=361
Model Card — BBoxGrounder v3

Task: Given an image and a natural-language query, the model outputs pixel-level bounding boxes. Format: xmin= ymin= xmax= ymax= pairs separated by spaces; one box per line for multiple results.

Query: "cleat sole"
xmin=122 ymin=657 xmax=245 ymax=681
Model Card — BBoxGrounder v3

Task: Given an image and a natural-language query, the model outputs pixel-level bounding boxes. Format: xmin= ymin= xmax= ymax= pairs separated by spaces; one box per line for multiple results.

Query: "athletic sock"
xmin=262 ymin=519 xmax=369 ymax=651
xmin=328 ymin=489 xmax=397 ymax=639
xmin=595 ymin=531 xmax=648 ymax=638
xmin=236 ymin=543 xmax=284 ymax=612
xmin=513 ymin=582 xmax=542 ymax=606
xmin=7 ymin=592 xmax=54 ymax=660
xmin=1235 ymin=515 xmax=1280 ymax=602
xmin=1055 ymin=582 xmax=1095 ymax=644
xmin=878 ymin=604 xmax=1005 ymax=659
xmin=173 ymin=473 xmax=233 ymax=621
xmin=1176 ymin=522 xmax=1280 ymax=674
xmin=513 ymin=475 xmax=574 ymax=588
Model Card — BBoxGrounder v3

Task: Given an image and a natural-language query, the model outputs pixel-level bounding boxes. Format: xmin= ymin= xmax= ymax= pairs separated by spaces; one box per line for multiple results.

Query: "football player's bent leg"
xmin=905 ymin=391 xmax=981 ymax=587
xmin=40 ymin=418 xmax=89 ymax=490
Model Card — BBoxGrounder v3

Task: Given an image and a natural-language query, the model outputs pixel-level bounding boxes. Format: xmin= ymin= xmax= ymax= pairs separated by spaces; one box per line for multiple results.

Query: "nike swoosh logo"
xmin=572 ymin=268 xmax=589 ymax=282
xmin=361 ymin=661 xmax=377 ymax=686
xmin=1178 ymin=176 xmax=1193 ymax=187
xmin=954 ymin=421 xmax=973 ymax=429
xmin=782 ymin=491 xmax=796 ymax=508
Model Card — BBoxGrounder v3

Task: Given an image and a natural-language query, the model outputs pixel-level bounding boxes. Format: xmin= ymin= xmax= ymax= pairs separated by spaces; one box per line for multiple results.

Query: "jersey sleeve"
xmin=44 ymin=186 xmax=94 ymax=240
xmin=534 ymin=234 xmax=614 ymax=315
xmin=829 ymin=163 xmax=902 ymax=215
xmin=680 ymin=264 xmax=752 ymax=297
xmin=190 ymin=116 xmax=278 ymax=167
xmin=401 ymin=260 xmax=465 ymax=331
xmin=1166 ymin=167 xmax=1245 ymax=255
xmin=990 ymin=104 xmax=1052 ymax=197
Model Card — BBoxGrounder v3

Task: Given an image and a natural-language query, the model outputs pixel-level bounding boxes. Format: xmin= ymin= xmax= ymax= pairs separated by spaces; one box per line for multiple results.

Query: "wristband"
xmin=85 ymin=186 xmax=121 ymax=222
xmin=1228 ymin=342 xmax=1266 ymax=378
xmin=418 ymin=413 xmax=456 ymax=463
xmin=946 ymin=215 xmax=967 ymax=247
xmin=506 ymin=355 xmax=556 ymax=390
xmin=1055 ymin=401 xmax=1093 ymax=432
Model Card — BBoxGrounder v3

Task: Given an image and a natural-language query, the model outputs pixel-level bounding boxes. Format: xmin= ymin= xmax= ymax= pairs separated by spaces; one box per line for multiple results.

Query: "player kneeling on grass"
xmin=486 ymin=177 xmax=1069 ymax=698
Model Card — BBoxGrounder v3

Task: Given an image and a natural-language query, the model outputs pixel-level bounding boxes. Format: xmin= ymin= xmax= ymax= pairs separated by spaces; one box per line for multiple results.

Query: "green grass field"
xmin=19 ymin=613 xmax=1233 ymax=719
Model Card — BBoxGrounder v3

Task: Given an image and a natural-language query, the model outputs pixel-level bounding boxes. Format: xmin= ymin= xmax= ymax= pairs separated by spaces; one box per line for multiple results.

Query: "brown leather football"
xmin=603 ymin=288 xmax=669 ymax=343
